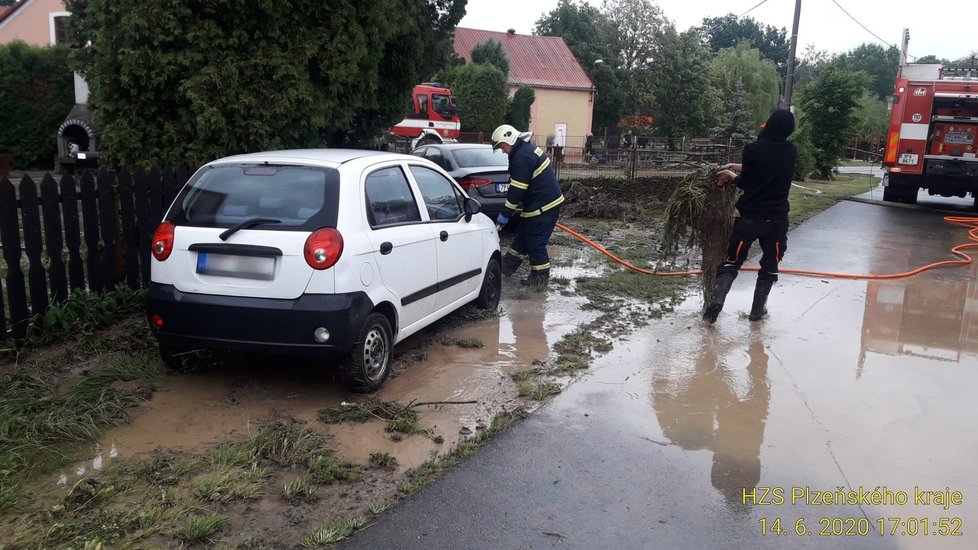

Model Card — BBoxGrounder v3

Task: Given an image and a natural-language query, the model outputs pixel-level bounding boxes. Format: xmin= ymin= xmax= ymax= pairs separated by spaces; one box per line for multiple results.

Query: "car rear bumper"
xmin=147 ymin=283 xmax=374 ymax=356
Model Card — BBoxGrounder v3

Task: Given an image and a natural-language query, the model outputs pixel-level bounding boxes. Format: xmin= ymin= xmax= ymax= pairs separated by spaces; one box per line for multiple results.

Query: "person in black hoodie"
xmin=703 ymin=109 xmax=797 ymax=323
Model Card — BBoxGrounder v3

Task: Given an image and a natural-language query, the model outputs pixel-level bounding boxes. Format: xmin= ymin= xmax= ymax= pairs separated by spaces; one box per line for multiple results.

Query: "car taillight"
xmin=304 ymin=228 xmax=344 ymax=270
xmin=152 ymin=221 xmax=175 ymax=261
xmin=457 ymin=177 xmax=491 ymax=189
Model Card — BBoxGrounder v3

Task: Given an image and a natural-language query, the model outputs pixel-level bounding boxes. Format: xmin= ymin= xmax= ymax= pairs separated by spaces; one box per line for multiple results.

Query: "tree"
xmin=449 ymin=63 xmax=508 ymax=132
xmin=651 ymin=29 xmax=721 ymax=138
xmin=797 ymin=65 xmax=870 ymax=178
xmin=600 ymin=0 xmax=671 ymax=117
xmin=601 ymin=0 xmax=670 ymax=72
xmin=0 ymin=42 xmax=74 ymax=169
xmin=65 ymin=0 xmax=465 ymax=168
xmin=698 ymin=14 xmax=789 ymax=77
xmin=851 ymin=91 xmax=888 ymax=142
xmin=535 ymin=0 xmax=620 ymax=68
xmin=792 ymin=43 xmax=830 ymax=88
xmin=471 ymin=40 xmax=509 ymax=76
xmin=913 ymin=54 xmax=945 ymax=65
xmin=710 ymin=79 xmax=755 ymax=142
xmin=535 ymin=0 xmax=623 ymax=132
xmin=710 ymin=43 xmax=781 ymax=129
xmin=832 ymin=43 xmax=900 ymax=100
xmin=505 ymin=85 xmax=535 ymax=131
xmin=0 ymin=0 xmax=17 ymax=7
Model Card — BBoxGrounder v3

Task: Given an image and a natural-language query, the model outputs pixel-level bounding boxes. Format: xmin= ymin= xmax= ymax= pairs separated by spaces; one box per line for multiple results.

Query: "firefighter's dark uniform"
xmin=705 ymin=109 xmax=797 ymax=323
xmin=499 ymin=139 xmax=564 ymax=285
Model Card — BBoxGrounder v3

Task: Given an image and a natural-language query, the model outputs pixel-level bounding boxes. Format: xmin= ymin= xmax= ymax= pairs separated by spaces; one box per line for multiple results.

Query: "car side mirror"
xmin=463 ymin=197 xmax=481 ymax=222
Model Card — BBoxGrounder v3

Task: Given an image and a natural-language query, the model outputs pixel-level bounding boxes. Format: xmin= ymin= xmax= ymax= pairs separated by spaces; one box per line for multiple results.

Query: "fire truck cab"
xmin=883 ymin=64 xmax=978 ymax=206
xmin=388 ymin=83 xmax=460 ymax=150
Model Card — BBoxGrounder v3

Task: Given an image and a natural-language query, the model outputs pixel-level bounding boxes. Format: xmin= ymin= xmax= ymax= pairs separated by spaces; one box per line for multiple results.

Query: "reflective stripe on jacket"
xmin=502 ymin=140 xmax=564 ymax=218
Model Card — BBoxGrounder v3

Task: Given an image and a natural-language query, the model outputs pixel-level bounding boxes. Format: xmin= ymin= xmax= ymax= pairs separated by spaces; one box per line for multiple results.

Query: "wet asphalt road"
xmin=340 ymin=199 xmax=978 ymax=549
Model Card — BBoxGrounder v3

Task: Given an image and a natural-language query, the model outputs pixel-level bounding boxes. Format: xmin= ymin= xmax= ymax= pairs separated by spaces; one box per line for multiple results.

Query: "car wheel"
xmin=344 ymin=312 xmax=393 ymax=393
xmin=159 ymin=343 xmax=213 ymax=374
xmin=475 ymin=257 xmax=502 ymax=310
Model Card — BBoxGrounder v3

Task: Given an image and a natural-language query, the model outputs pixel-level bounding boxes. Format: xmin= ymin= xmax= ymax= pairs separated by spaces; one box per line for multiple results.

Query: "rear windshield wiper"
xmin=219 ymin=217 xmax=281 ymax=241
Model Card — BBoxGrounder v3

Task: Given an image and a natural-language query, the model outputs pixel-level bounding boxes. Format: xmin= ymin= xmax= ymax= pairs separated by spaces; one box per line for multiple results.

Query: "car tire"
xmin=159 ymin=343 xmax=212 ymax=374
xmin=344 ymin=312 xmax=393 ymax=393
xmin=475 ymin=257 xmax=502 ymax=310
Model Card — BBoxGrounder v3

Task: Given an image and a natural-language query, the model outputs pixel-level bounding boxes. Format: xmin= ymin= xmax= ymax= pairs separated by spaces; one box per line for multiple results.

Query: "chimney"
xmin=507 ymin=29 xmax=516 ymax=35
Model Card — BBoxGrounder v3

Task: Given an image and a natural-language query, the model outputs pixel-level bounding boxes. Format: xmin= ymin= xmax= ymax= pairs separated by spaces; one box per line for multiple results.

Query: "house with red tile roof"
xmin=453 ymin=27 xmax=594 ymax=151
xmin=0 ymin=0 xmax=71 ymax=47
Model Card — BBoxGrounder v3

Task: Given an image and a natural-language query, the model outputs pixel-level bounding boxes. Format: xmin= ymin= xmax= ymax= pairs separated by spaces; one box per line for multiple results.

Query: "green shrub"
xmin=0 ymin=42 xmax=74 ymax=170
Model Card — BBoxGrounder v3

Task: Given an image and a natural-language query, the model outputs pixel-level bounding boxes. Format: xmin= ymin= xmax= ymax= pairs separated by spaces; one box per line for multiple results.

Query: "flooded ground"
xmin=48 ymin=244 xmax=603 ymax=511
xmin=340 ymin=199 xmax=978 ymax=549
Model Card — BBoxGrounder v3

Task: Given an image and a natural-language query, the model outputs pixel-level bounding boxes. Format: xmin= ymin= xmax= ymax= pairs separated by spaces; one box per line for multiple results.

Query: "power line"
xmin=740 ymin=0 xmax=770 ymax=17
xmin=829 ymin=0 xmax=917 ymax=60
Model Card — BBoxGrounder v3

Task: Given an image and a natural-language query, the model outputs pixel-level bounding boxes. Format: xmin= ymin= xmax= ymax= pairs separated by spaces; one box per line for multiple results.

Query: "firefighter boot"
xmin=703 ymin=271 xmax=736 ymax=324
xmin=749 ymin=278 xmax=774 ymax=321
xmin=501 ymin=253 xmax=523 ymax=277
xmin=522 ymin=268 xmax=550 ymax=289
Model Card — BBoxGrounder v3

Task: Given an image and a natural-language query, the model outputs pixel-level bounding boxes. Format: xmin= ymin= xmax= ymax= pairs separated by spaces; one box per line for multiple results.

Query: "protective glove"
xmin=495 ymin=214 xmax=509 ymax=230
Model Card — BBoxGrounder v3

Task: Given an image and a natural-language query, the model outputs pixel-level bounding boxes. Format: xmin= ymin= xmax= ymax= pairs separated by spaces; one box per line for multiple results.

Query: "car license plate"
xmin=196 ymin=252 xmax=275 ymax=280
xmin=496 ymin=183 xmax=509 ymax=193
xmin=898 ymin=153 xmax=919 ymax=165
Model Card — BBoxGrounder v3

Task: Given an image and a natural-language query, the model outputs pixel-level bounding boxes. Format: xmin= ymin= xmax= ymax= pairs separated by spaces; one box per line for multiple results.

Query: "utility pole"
xmin=781 ymin=0 xmax=802 ymax=109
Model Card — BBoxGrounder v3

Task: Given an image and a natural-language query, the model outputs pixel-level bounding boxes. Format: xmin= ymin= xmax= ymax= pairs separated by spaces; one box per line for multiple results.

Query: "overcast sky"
xmin=458 ymin=0 xmax=975 ymax=62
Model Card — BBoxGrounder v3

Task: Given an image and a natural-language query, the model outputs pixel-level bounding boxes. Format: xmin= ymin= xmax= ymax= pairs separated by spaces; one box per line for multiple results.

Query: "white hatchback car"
xmin=147 ymin=149 xmax=502 ymax=392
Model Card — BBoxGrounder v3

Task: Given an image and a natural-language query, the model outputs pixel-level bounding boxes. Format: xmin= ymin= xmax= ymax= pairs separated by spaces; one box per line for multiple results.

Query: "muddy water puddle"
xmin=56 ymin=257 xmax=602 ymax=486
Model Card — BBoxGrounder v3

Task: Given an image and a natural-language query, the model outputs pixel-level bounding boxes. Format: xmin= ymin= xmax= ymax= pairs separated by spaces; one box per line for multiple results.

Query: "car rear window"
xmin=452 ymin=148 xmax=509 ymax=168
xmin=168 ymin=164 xmax=340 ymax=229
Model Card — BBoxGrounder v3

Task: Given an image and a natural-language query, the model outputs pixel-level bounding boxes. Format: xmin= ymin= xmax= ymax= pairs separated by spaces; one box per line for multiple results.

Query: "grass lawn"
xmin=789 ymin=173 xmax=879 ymax=228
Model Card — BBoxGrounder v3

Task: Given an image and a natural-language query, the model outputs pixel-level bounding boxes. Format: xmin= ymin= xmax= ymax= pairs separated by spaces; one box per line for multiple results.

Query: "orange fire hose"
xmin=556 ymin=215 xmax=978 ymax=280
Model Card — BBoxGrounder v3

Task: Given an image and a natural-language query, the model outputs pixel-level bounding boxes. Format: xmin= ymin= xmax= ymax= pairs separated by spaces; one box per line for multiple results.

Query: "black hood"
xmin=758 ymin=109 xmax=795 ymax=142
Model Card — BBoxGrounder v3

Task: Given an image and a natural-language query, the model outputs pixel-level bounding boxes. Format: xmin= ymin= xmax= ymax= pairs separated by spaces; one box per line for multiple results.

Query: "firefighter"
xmin=491 ymin=124 xmax=565 ymax=288
xmin=704 ymin=109 xmax=797 ymax=323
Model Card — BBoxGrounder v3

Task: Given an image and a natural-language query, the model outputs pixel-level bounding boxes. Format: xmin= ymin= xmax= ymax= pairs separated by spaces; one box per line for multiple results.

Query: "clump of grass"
xmin=510 ymin=369 xmax=536 ymax=382
xmin=319 ymin=400 xmax=436 ymax=439
xmin=176 ymin=513 xmax=229 ymax=543
xmin=554 ymin=354 xmax=589 ymax=374
xmin=517 ymin=381 xmax=562 ymax=401
xmin=246 ymin=420 xmax=324 ymax=467
xmin=441 ymin=337 xmax=484 ymax=349
xmin=193 ymin=464 xmax=268 ymax=503
xmin=308 ymin=453 xmax=362 ymax=484
xmin=660 ymin=164 xmax=738 ymax=308
xmin=302 ymin=517 xmax=367 ymax=547
xmin=368 ymin=452 xmax=399 ymax=471
xmin=553 ymin=329 xmax=612 ymax=357
xmin=283 ymin=476 xmax=320 ymax=503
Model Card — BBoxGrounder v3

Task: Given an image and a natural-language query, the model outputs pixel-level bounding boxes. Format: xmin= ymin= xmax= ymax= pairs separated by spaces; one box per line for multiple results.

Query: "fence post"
xmin=41 ymin=174 xmax=68 ymax=303
xmin=19 ymin=175 xmax=49 ymax=317
xmin=117 ymin=169 xmax=141 ymax=289
xmin=0 ymin=177 xmax=29 ymax=340
xmin=60 ymin=173 xmax=86 ymax=291
xmin=79 ymin=171 xmax=103 ymax=293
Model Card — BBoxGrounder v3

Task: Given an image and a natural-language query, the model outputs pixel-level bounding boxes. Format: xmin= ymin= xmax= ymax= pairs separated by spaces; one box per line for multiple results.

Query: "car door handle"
xmin=440 ymin=230 xmax=449 ymax=242
xmin=380 ymin=242 xmax=393 ymax=255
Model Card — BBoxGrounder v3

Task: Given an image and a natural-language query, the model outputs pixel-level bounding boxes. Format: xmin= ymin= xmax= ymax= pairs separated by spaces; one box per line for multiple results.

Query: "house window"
xmin=53 ymin=15 xmax=71 ymax=45
xmin=49 ymin=12 xmax=72 ymax=45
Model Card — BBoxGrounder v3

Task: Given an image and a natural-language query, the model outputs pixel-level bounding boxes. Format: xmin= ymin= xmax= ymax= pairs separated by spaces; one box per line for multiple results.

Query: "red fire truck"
xmin=882 ymin=63 xmax=978 ymax=205
xmin=388 ymin=83 xmax=460 ymax=149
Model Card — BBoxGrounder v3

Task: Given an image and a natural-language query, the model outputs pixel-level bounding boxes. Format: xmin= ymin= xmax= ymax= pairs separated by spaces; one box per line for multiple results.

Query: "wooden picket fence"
xmin=0 ymin=167 xmax=191 ymax=342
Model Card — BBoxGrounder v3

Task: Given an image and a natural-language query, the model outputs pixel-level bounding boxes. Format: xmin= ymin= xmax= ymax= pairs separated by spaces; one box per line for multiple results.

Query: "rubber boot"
xmin=501 ymin=253 xmax=523 ymax=277
xmin=749 ymin=278 xmax=774 ymax=321
xmin=522 ymin=268 xmax=550 ymax=289
xmin=703 ymin=271 xmax=736 ymax=324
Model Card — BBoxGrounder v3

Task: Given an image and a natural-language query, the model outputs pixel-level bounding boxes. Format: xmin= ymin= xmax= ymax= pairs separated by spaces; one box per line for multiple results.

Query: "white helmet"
xmin=491 ymin=124 xmax=521 ymax=150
